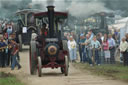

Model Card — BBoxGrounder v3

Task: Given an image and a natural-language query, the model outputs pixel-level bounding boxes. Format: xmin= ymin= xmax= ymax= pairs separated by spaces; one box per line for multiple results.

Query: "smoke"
xmin=31 ymin=0 xmax=46 ymax=10
xmin=47 ymin=0 xmax=55 ymax=6
xmin=31 ymin=0 xmax=113 ymax=29
xmin=102 ymin=0 xmax=128 ymax=17
xmin=53 ymin=0 xmax=67 ymax=11
xmin=0 ymin=0 xmax=31 ymax=19
xmin=31 ymin=0 xmax=112 ymax=18
xmin=1 ymin=0 xmax=128 ymax=20
xmin=68 ymin=0 xmax=112 ymax=18
xmin=31 ymin=0 xmax=67 ymax=11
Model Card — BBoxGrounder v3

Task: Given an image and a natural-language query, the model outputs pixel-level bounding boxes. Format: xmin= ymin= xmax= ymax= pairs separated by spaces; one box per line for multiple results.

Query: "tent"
xmin=109 ymin=17 xmax=128 ymax=30
xmin=115 ymin=17 xmax=128 ymax=23
xmin=108 ymin=17 xmax=128 ymax=40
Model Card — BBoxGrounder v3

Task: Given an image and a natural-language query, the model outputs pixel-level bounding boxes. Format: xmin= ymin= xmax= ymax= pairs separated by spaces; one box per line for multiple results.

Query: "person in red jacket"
xmin=10 ymin=39 xmax=21 ymax=70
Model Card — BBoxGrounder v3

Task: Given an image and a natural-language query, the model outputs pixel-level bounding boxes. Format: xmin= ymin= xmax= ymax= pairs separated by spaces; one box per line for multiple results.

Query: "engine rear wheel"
xmin=60 ymin=67 xmax=64 ymax=74
xmin=38 ymin=56 xmax=42 ymax=77
xmin=64 ymin=55 xmax=69 ymax=76
xmin=30 ymin=41 xmax=37 ymax=75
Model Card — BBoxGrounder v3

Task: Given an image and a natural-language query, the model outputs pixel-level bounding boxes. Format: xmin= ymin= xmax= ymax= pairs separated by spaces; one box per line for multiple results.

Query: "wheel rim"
xmin=30 ymin=41 xmax=37 ymax=75
xmin=65 ymin=55 xmax=69 ymax=76
xmin=29 ymin=46 xmax=32 ymax=74
xmin=18 ymin=34 xmax=22 ymax=51
xmin=38 ymin=57 xmax=42 ymax=77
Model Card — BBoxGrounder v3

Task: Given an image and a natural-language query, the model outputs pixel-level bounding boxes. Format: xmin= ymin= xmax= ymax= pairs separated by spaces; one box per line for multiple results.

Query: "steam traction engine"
xmin=85 ymin=12 xmax=114 ymax=34
xmin=16 ymin=9 xmax=41 ymax=51
xmin=29 ymin=6 xmax=69 ymax=77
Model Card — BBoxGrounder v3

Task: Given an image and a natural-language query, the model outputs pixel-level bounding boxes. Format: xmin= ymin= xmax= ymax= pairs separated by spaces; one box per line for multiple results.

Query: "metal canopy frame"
xmin=34 ymin=12 xmax=68 ymax=19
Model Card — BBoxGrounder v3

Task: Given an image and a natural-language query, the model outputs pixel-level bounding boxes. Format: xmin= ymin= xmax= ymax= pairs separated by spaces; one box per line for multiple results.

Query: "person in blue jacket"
xmin=0 ymin=36 xmax=7 ymax=67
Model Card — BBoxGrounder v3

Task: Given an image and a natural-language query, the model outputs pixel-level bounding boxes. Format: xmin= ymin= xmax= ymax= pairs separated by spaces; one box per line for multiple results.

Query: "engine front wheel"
xmin=30 ymin=41 xmax=37 ymax=75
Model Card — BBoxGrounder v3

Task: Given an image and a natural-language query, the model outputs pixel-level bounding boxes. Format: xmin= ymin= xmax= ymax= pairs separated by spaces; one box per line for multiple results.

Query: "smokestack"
xmin=47 ymin=6 xmax=55 ymax=38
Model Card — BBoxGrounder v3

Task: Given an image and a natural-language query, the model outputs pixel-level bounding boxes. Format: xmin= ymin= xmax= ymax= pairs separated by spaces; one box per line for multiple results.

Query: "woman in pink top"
xmin=102 ymin=38 xmax=110 ymax=64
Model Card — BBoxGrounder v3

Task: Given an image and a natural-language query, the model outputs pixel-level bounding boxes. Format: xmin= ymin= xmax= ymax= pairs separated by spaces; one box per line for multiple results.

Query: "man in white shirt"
xmin=67 ymin=36 xmax=77 ymax=62
xmin=120 ymin=37 xmax=128 ymax=66
xmin=108 ymin=34 xmax=116 ymax=64
xmin=81 ymin=34 xmax=91 ymax=64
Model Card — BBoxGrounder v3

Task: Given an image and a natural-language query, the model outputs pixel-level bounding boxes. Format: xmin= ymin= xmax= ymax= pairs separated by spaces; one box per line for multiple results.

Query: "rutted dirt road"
xmin=0 ymin=46 xmax=128 ymax=85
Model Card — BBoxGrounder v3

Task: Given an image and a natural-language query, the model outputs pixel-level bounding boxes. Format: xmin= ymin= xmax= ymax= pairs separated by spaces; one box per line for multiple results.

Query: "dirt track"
xmin=0 ymin=46 xmax=128 ymax=85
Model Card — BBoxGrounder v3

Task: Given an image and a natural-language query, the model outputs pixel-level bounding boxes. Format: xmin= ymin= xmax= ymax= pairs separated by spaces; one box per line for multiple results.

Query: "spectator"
xmin=71 ymin=31 xmax=77 ymax=41
xmin=88 ymin=30 xmax=94 ymax=40
xmin=3 ymin=33 xmax=8 ymax=66
xmin=104 ymin=33 xmax=108 ymax=38
xmin=125 ymin=33 xmax=128 ymax=42
xmin=79 ymin=33 xmax=86 ymax=63
xmin=0 ymin=37 xmax=7 ymax=67
xmin=7 ymin=37 xmax=12 ymax=66
xmin=114 ymin=30 xmax=120 ymax=45
xmin=99 ymin=33 xmax=104 ymax=42
xmin=11 ymin=33 xmax=20 ymax=61
xmin=68 ymin=36 xmax=77 ymax=62
xmin=81 ymin=34 xmax=91 ymax=65
xmin=10 ymin=39 xmax=21 ymax=70
xmin=6 ymin=25 xmax=13 ymax=37
xmin=97 ymin=33 xmax=104 ymax=64
xmin=102 ymin=37 xmax=110 ymax=64
xmin=108 ymin=34 xmax=116 ymax=64
xmin=101 ymin=33 xmax=108 ymax=42
xmin=120 ymin=37 xmax=128 ymax=66
xmin=63 ymin=32 xmax=68 ymax=40
xmin=91 ymin=36 xmax=101 ymax=66
xmin=78 ymin=33 xmax=82 ymax=62
xmin=97 ymin=33 xmax=102 ymax=44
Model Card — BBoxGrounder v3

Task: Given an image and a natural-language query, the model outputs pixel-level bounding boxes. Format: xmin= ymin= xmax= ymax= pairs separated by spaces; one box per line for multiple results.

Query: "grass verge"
xmin=0 ymin=72 xmax=24 ymax=85
xmin=73 ymin=63 xmax=128 ymax=82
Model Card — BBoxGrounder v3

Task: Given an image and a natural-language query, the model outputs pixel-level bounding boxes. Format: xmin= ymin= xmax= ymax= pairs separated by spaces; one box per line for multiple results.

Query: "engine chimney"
xmin=47 ymin=6 xmax=55 ymax=38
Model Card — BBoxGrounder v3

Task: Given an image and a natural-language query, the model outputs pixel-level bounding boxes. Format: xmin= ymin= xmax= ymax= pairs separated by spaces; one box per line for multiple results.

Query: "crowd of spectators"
xmin=64 ymin=29 xmax=128 ymax=66
xmin=0 ymin=22 xmax=21 ymax=70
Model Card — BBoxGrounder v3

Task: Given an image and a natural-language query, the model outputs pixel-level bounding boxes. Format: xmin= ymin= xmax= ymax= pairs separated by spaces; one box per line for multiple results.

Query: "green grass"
xmin=73 ymin=63 xmax=128 ymax=82
xmin=0 ymin=72 xmax=24 ymax=85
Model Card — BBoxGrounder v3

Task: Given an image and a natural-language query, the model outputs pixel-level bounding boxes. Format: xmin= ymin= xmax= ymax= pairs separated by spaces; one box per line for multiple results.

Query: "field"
xmin=0 ymin=72 xmax=24 ymax=85
xmin=73 ymin=63 xmax=128 ymax=82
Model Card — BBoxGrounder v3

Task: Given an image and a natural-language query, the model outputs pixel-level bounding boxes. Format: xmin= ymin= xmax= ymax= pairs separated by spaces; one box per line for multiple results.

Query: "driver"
xmin=42 ymin=23 xmax=48 ymax=36
xmin=36 ymin=26 xmax=47 ymax=57
xmin=36 ymin=23 xmax=48 ymax=44
xmin=36 ymin=28 xmax=45 ymax=44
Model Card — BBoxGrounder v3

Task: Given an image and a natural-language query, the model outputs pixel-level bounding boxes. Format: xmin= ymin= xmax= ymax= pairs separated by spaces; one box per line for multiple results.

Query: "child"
xmin=102 ymin=38 xmax=110 ymax=64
